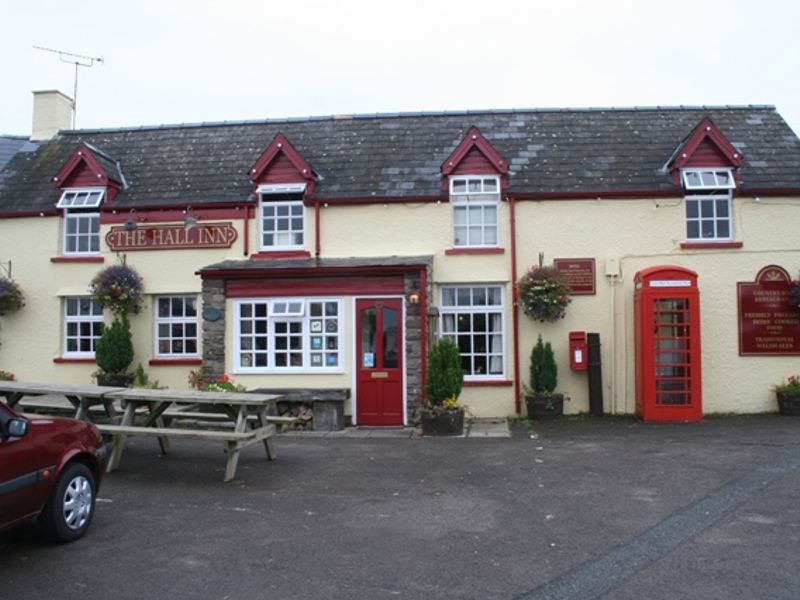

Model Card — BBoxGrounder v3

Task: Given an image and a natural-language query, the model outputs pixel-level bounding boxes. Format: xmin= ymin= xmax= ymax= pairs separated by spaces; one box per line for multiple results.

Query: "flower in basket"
xmin=89 ymin=263 xmax=144 ymax=317
xmin=773 ymin=375 xmax=800 ymax=395
xmin=516 ymin=265 xmax=572 ymax=322
xmin=0 ymin=369 xmax=15 ymax=381
xmin=204 ymin=374 xmax=247 ymax=393
xmin=0 ymin=277 xmax=25 ymax=316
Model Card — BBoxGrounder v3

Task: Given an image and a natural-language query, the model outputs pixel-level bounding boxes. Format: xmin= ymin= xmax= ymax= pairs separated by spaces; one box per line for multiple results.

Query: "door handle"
xmin=370 ymin=371 xmax=388 ymax=379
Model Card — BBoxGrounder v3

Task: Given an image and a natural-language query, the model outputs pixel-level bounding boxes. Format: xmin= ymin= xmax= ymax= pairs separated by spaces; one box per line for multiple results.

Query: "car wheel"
xmin=39 ymin=462 xmax=96 ymax=543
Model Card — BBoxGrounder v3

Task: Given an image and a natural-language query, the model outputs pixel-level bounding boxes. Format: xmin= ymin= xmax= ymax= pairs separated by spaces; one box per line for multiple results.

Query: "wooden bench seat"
xmin=96 ymin=423 xmax=258 ymax=442
xmin=160 ymin=410 xmax=300 ymax=426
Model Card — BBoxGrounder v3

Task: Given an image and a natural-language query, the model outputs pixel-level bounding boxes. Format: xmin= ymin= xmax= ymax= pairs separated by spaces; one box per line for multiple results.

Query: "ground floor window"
xmin=155 ymin=296 xmax=198 ymax=357
xmin=64 ymin=297 xmax=103 ymax=357
xmin=439 ymin=285 xmax=505 ymax=378
xmin=235 ymin=298 xmax=342 ymax=372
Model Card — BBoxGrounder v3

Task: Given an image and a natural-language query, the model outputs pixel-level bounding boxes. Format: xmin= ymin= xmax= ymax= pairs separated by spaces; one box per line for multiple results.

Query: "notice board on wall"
xmin=554 ymin=258 xmax=596 ymax=295
xmin=738 ymin=265 xmax=800 ymax=355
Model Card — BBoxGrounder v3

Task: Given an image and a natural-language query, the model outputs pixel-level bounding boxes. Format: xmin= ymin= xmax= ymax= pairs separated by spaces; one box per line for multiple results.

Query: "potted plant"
xmin=94 ymin=315 xmax=134 ymax=386
xmin=517 ymin=264 xmax=572 ymax=322
xmin=90 ymin=260 xmax=143 ymax=387
xmin=774 ymin=375 xmax=800 ymax=416
xmin=524 ymin=334 xmax=564 ymax=419
xmin=421 ymin=338 xmax=465 ymax=436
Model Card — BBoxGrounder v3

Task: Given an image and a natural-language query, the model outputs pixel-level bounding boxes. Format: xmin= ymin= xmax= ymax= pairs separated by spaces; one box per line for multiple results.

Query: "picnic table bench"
xmin=101 ymin=388 xmax=283 ymax=482
xmin=0 ymin=381 xmax=284 ymax=482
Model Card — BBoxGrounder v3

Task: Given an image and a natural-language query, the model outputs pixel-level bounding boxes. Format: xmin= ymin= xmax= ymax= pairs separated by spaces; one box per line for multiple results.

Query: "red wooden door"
xmin=356 ymin=298 xmax=403 ymax=425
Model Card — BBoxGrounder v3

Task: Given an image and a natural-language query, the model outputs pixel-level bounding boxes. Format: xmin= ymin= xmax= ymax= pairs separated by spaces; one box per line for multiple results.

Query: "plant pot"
xmin=525 ymin=393 xmax=564 ymax=420
xmin=95 ymin=373 xmax=132 ymax=387
xmin=776 ymin=392 xmax=800 ymax=416
xmin=420 ymin=408 xmax=465 ymax=436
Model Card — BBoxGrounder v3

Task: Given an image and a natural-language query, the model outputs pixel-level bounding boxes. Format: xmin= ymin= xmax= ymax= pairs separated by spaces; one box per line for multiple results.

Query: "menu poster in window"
xmin=738 ymin=265 xmax=800 ymax=355
xmin=554 ymin=258 xmax=596 ymax=295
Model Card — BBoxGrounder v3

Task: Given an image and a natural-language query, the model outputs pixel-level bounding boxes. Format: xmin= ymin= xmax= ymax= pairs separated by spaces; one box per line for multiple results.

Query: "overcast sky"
xmin=2 ymin=0 xmax=799 ymax=137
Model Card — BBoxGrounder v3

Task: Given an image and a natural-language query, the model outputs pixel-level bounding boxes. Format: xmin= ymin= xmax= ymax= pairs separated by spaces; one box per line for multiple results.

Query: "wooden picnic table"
xmin=100 ymin=388 xmax=283 ymax=482
xmin=0 ymin=380 xmax=126 ymax=420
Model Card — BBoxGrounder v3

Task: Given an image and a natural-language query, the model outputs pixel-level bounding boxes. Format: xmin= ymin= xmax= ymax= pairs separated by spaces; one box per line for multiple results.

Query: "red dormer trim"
xmin=668 ymin=117 xmax=744 ymax=185
xmin=52 ymin=143 xmax=110 ymax=189
xmin=441 ymin=127 xmax=509 ymax=190
xmin=249 ymin=133 xmax=316 ymax=194
xmin=51 ymin=143 xmax=122 ymax=203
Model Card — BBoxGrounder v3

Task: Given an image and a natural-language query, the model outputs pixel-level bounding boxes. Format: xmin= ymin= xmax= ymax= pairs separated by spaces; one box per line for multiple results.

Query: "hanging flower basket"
xmin=89 ymin=263 xmax=144 ymax=317
xmin=516 ymin=265 xmax=572 ymax=322
xmin=0 ymin=277 xmax=24 ymax=316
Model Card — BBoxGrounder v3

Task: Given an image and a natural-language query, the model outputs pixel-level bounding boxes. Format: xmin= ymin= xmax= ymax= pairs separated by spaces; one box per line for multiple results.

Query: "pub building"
xmin=1 ymin=90 xmax=799 ymax=426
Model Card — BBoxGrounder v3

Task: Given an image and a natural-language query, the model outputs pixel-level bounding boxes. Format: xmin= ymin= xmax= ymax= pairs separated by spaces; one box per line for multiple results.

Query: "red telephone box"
xmin=634 ymin=266 xmax=702 ymax=422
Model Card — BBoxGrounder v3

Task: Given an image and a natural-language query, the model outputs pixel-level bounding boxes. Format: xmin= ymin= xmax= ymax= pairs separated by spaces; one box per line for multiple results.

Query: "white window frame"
xmin=439 ymin=284 xmax=505 ymax=379
xmin=449 ymin=176 xmax=500 ymax=247
xmin=234 ymin=297 xmax=343 ymax=373
xmin=258 ymin=183 xmax=306 ymax=251
xmin=681 ymin=169 xmax=734 ymax=242
xmin=63 ymin=209 xmax=101 ymax=255
xmin=56 ymin=188 xmax=106 ymax=208
xmin=63 ymin=297 xmax=103 ymax=358
xmin=154 ymin=295 xmax=199 ymax=358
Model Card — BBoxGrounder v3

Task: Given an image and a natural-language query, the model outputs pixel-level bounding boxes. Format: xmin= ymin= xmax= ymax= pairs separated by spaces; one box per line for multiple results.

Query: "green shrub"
xmin=95 ymin=316 xmax=134 ymax=375
xmin=425 ymin=338 xmax=464 ymax=407
xmin=530 ymin=334 xmax=558 ymax=394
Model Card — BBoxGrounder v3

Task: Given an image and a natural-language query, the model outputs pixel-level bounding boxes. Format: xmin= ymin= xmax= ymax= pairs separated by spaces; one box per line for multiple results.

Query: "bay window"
xmin=235 ymin=298 xmax=341 ymax=371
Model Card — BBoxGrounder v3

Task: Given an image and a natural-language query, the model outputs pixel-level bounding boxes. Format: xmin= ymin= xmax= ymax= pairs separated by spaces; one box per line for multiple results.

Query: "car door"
xmin=0 ymin=406 xmax=43 ymax=528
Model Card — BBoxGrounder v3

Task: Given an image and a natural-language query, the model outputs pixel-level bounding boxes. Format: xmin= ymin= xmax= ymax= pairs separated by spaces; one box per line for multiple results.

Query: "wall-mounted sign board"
xmin=554 ymin=258 xmax=596 ymax=295
xmin=738 ymin=265 xmax=800 ymax=355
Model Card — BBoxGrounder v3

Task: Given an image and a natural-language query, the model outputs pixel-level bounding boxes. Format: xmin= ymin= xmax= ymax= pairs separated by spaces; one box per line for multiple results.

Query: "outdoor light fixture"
xmin=407 ymin=282 xmax=421 ymax=305
xmin=183 ymin=207 xmax=199 ymax=230
xmin=124 ymin=209 xmax=138 ymax=232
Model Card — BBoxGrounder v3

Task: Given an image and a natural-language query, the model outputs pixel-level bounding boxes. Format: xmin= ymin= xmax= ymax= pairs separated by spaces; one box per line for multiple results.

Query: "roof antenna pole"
xmin=33 ymin=45 xmax=104 ymax=129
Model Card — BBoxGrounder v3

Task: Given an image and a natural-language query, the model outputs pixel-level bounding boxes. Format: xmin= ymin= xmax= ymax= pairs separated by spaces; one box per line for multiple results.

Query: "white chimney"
xmin=31 ymin=90 xmax=74 ymax=141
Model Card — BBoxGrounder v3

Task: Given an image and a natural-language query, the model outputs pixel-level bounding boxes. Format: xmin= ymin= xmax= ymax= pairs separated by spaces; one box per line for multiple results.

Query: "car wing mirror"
xmin=7 ymin=418 xmax=29 ymax=438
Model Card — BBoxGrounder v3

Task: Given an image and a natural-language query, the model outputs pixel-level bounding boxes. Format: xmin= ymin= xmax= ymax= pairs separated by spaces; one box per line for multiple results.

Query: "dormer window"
xmin=57 ymin=187 xmax=105 ymax=255
xmin=681 ymin=169 xmax=734 ymax=241
xmin=258 ymin=183 xmax=306 ymax=250
xmin=449 ymin=175 xmax=500 ymax=247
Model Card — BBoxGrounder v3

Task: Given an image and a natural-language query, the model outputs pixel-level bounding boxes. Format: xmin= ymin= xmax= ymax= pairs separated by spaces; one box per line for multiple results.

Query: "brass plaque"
xmin=370 ymin=371 xmax=388 ymax=379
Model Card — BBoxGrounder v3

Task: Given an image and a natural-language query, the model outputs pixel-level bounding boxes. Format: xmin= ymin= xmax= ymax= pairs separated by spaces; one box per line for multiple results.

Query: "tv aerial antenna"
xmin=33 ymin=45 xmax=104 ymax=129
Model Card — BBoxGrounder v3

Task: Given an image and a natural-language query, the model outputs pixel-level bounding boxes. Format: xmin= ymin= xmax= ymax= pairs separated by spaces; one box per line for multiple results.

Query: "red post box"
xmin=634 ymin=266 xmax=702 ymax=422
xmin=569 ymin=331 xmax=588 ymax=370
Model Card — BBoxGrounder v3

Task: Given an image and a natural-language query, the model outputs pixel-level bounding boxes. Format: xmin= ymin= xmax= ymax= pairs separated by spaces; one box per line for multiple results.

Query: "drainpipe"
xmin=420 ymin=266 xmax=428 ymax=403
xmin=243 ymin=204 xmax=250 ymax=256
xmin=315 ymin=201 xmax=321 ymax=257
xmin=509 ymin=195 xmax=521 ymax=414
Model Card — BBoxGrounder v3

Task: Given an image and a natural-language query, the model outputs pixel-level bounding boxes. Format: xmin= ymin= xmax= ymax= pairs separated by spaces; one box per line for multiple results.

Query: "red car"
xmin=0 ymin=401 xmax=108 ymax=542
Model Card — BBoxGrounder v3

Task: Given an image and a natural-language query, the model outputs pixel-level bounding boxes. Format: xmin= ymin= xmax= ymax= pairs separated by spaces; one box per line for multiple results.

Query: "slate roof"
xmin=1 ymin=106 xmax=799 ymax=214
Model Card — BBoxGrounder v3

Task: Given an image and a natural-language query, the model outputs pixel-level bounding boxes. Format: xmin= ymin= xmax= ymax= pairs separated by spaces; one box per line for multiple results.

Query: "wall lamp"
xmin=183 ymin=206 xmax=199 ymax=230
xmin=407 ymin=282 xmax=421 ymax=305
xmin=124 ymin=209 xmax=140 ymax=232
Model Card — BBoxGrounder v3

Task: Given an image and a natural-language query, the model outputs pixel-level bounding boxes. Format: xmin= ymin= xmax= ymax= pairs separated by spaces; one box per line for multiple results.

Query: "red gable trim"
xmin=668 ymin=117 xmax=744 ymax=184
xmin=248 ymin=133 xmax=316 ymax=193
xmin=441 ymin=127 xmax=508 ymax=189
xmin=52 ymin=143 xmax=110 ymax=189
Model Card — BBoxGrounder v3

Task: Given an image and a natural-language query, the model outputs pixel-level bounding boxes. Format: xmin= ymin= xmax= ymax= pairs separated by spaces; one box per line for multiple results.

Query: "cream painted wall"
xmin=3 ymin=192 xmax=799 ymax=418
xmin=0 ymin=216 xmax=248 ymax=389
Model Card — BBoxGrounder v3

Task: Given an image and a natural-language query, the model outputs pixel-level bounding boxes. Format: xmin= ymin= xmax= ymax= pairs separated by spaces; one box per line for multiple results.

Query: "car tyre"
xmin=39 ymin=462 xmax=96 ymax=543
